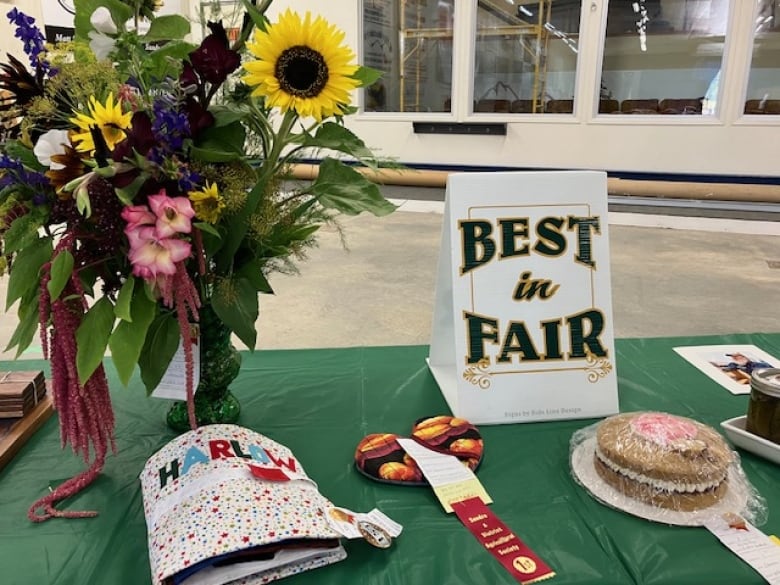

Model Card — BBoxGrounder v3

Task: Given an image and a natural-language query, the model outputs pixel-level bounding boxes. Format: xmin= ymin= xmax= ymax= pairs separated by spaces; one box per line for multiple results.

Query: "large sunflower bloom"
xmin=70 ymin=93 xmax=132 ymax=154
xmin=243 ymin=10 xmax=359 ymax=121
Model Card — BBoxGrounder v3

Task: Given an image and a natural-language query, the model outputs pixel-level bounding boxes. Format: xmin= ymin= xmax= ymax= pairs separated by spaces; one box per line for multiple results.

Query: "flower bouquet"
xmin=0 ymin=0 xmax=394 ymax=521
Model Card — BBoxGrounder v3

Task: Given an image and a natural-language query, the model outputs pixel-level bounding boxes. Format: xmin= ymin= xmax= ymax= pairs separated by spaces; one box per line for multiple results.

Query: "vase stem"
xmin=166 ymin=304 xmax=242 ymax=432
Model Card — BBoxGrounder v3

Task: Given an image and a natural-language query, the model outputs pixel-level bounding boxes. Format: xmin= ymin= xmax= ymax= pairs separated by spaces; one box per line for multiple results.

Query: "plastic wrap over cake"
xmin=570 ymin=412 xmax=766 ymax=526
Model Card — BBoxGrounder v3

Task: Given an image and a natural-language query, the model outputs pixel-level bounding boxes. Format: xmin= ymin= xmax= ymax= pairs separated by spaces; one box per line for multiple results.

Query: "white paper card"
xmin=673 ymin=344 xmax=780 ymax=395
xmin=325 ymin=507 xmax=403 ymax=540
xmin=428 ymin=171 xmax=619 ymax=424
xmin=151 ymin=324 xmax=201 ymax=401
xmin=704 ymin=513 xmax=780 ymax=585
xmin=396 ymin=438 xmax=492 ymax=513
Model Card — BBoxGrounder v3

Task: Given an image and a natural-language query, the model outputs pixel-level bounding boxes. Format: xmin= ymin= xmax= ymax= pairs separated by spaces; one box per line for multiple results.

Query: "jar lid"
xmin=750 ymin=368 xmax=780 ymax=398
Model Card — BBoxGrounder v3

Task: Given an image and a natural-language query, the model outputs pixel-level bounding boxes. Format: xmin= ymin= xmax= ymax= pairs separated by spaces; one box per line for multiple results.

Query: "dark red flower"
xmin=113 ymin=111 xmax=156 ymax=161
xmin=188 ymin=21 xmax=240 ymax=86
xmin=184 ymin=98 xmax=214 ymax=138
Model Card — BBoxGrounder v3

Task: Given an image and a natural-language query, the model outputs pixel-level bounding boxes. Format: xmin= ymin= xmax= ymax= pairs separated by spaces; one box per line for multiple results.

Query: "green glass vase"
xmin=166 ymin=304 xmax=242 ymax=432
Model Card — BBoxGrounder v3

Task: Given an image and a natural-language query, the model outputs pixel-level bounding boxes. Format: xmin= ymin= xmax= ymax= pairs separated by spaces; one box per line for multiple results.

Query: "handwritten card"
xmin=396 ymin=438 xmax=492 ymax=513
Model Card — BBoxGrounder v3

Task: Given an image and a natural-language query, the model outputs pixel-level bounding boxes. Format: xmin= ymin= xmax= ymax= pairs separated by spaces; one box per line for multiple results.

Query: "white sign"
xmin=41 ymin=0 xmax=184 ymax=29
xmin=427 ymin=171 xmax=619 ymax=424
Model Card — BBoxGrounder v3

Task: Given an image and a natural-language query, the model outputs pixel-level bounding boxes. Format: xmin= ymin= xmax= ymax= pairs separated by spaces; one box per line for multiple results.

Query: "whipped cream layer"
xmin=595 ymin=446 xmax=727 ymax=494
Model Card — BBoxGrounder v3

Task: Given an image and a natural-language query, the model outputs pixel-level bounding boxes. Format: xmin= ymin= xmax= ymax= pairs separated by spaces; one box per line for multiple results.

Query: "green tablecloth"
xmin=1 ymin=333 xmax=779 ymax=585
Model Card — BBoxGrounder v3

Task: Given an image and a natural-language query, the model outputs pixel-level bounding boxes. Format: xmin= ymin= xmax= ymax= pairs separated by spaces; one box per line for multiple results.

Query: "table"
xmin=1 ymin=333 xmax=779 ymax=585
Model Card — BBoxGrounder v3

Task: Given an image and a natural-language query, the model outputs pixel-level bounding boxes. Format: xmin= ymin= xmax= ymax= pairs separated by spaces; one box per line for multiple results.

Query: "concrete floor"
xmin=2 ymin=186 xmax=780 ymax=360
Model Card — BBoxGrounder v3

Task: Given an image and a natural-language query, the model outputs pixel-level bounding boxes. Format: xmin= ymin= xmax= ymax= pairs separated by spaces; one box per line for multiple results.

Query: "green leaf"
xmin=211 ymin=107 xmax=247 ymax=128
xmin=139 ymin=313 xmax=181 ymax=393
xmin=109 ymin=289 xmax=157 ymax=386
xmin=212 ymin=278 xmax=258 ymax=348
xmin=76 ymin=297 xmax=116 ymax=385
xmin=46 ymin=250 xmax=74 ymax=302
xmin=114 ymin=277 xmax=135 ymax=322
xmin=194 ymin=222 xmax=221 ymax=238
xmin=3 ymin=140 xmax=42 ymax=171
xmin=352 ymin=66 xmax=384 ymax=88
xmin=150 ymin=40 xmax=196 ymax=60
xmin=142 ymin=15 xmax=190 ymax=42
xmin=299 ymin=122 xmax=374 ymax=161
xmin=310 ymin=159 xmax=397 ymax=217
xmin=3 ymin=214 xmax=45 ymax=254
xmin=190 ymin=121 xmax=247 ymax=163
xmin=236 ymin=259 xmax=273 ymax=294
xmin=5 ymin=290 xmax=40 ymax=358
xmin=115 ymin=172 xmax=150 ymax=204
xmin=239 ymin=0 xmax=269 ymax=32
xmin=6 ymin=237 xmax=51 ymax=311
xmin=74 ymin=0 xmax=133 ymax=40
xmin=189 ymin=146 xmax=243 ymax=163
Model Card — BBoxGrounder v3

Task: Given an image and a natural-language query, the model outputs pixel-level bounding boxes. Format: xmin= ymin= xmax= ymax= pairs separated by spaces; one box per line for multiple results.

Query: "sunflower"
xmin=243 ymin=10 xmax=359 ymax=121
xmin=70 ymin=92 xmax=132 ymax=154
xmin=188 ymin=181 xmax=225 ymax=224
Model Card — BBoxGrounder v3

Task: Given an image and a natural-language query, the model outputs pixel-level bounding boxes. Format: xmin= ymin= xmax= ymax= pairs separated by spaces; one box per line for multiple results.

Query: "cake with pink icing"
xmin=594 ymin=412 xmax=733 ymax=511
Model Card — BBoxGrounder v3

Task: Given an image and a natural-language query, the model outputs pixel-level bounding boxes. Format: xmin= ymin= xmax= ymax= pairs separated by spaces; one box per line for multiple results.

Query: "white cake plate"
xmin=570 ymin=436 xmax=753 ymax=527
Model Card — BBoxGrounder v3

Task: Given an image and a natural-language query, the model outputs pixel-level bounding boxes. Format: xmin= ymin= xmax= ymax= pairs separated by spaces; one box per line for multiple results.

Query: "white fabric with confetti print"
xmin=140 ymin=424 xmax=346 ymax=585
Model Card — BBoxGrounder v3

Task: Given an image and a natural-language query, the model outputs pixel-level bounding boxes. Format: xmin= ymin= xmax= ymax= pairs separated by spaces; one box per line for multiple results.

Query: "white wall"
xmin=0 ymin=0 xmax=45 ymax=64
xmin=9 ymin=0 xmax=779 ymax=178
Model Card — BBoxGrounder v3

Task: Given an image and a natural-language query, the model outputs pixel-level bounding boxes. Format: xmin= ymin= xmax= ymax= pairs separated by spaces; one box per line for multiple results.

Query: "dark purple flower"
xmin=152 ymin=98 xmax=191 ymax=152
xmin=177 ymin=168 xmax=201 ymax=193
xmin=188 ymin=21 xmax=240 ymax=86
xmin=0 ymin=154 xmax=48 ymax=189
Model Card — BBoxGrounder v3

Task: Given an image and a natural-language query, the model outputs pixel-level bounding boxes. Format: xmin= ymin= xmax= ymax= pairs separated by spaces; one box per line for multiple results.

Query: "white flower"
xmin=90 ymin=7 xmax=118 ymax=35
xmin=89 ymin=30 xmax=116 ymax=61
xmin=33 ymin=129 xmax=70 ymax=170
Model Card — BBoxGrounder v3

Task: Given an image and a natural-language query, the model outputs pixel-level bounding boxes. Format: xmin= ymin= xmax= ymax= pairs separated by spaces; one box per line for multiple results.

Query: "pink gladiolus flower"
xmin=148 ymin=192 xmax=195 ymax=238
xmin=121 ymin=205 xmax=156 ymax=232
xmin=127 ymin=226 xmax=192 ymax=278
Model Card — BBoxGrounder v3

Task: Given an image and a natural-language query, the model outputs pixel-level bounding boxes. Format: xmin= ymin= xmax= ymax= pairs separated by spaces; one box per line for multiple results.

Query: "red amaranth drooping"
xmin=161 ymin=261 xmax=201 ymax=430
xmin=28 ymin=236 xmax=116 ymax=522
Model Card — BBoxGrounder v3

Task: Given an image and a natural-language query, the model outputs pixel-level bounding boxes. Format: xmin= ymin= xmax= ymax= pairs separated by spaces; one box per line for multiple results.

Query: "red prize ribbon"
xmin=452 ymin=497 xmax=555 ymax=585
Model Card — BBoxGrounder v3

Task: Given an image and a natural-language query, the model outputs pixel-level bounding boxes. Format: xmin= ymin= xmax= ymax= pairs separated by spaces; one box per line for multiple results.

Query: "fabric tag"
xmin=704 ymin=513 xmax=780 ymax=585
xmin=396 ymin=437 xmax=491 ymax=512
xmin=151 ymin=324 xmax=201 ymax=400
xmin=453 ymin=497 xmax=555 ymax=585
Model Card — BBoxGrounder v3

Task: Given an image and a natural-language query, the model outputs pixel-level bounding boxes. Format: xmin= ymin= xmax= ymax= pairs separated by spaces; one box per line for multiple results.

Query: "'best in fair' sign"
xmin=428 ymin=172 xmax=619 ymax=424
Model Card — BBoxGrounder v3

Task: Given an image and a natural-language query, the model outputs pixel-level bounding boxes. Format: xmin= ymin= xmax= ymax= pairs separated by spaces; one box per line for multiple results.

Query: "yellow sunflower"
xmin=69 ymin=92 xmax=132 ymax=154
xmin=243 ymin=10 xmax=359 ymax=121
xmin=189 ymin=182 xmax=225 ymax=224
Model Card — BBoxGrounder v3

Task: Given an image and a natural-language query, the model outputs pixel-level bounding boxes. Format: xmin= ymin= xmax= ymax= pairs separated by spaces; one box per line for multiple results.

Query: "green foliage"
xmin=75 ymin=297 xmax=116 ymax=384
xmin=139 ymin=313 xmax=181 ymax=393
xmin=212 ymin=278 xmax=259 ymax=349
xmin=6 ymin=237 xmax=51 ymax=311
xmin=4 ymin=290 xmax=40 ymax=358
xmin=47 ymin=251 xmax=75 ymax=302
xmin=109 ymin=283 xmax=157 ymax=385
xmin=311 ymin=159 xmax=397 ymax=217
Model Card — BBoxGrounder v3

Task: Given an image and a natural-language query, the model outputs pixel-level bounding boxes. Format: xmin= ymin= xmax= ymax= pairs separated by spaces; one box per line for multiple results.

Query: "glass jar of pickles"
xmin=746 ymin=368 xmax=780 ymax=444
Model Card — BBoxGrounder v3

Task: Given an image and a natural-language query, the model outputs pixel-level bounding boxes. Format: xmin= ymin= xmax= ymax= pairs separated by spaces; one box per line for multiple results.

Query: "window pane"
xmin=473 ymin=1 xmax=581 ymax=115
xmin=363 ymin=0 xmax=454 ymax=113
xmin=745 ymin=0 xmax=780 ymax=114
xmin=601 ymin=0 xmax=728 ymax=115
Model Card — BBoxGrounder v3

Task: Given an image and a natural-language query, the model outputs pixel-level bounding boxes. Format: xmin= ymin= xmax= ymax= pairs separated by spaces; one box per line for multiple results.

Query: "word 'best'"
xmin=459 ymin=215 xmax=601 ymax=274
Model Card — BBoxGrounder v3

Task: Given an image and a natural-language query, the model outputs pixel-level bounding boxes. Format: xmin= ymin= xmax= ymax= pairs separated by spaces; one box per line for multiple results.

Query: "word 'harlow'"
xmin=158 ymin=440 xmax=297 ymax=489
